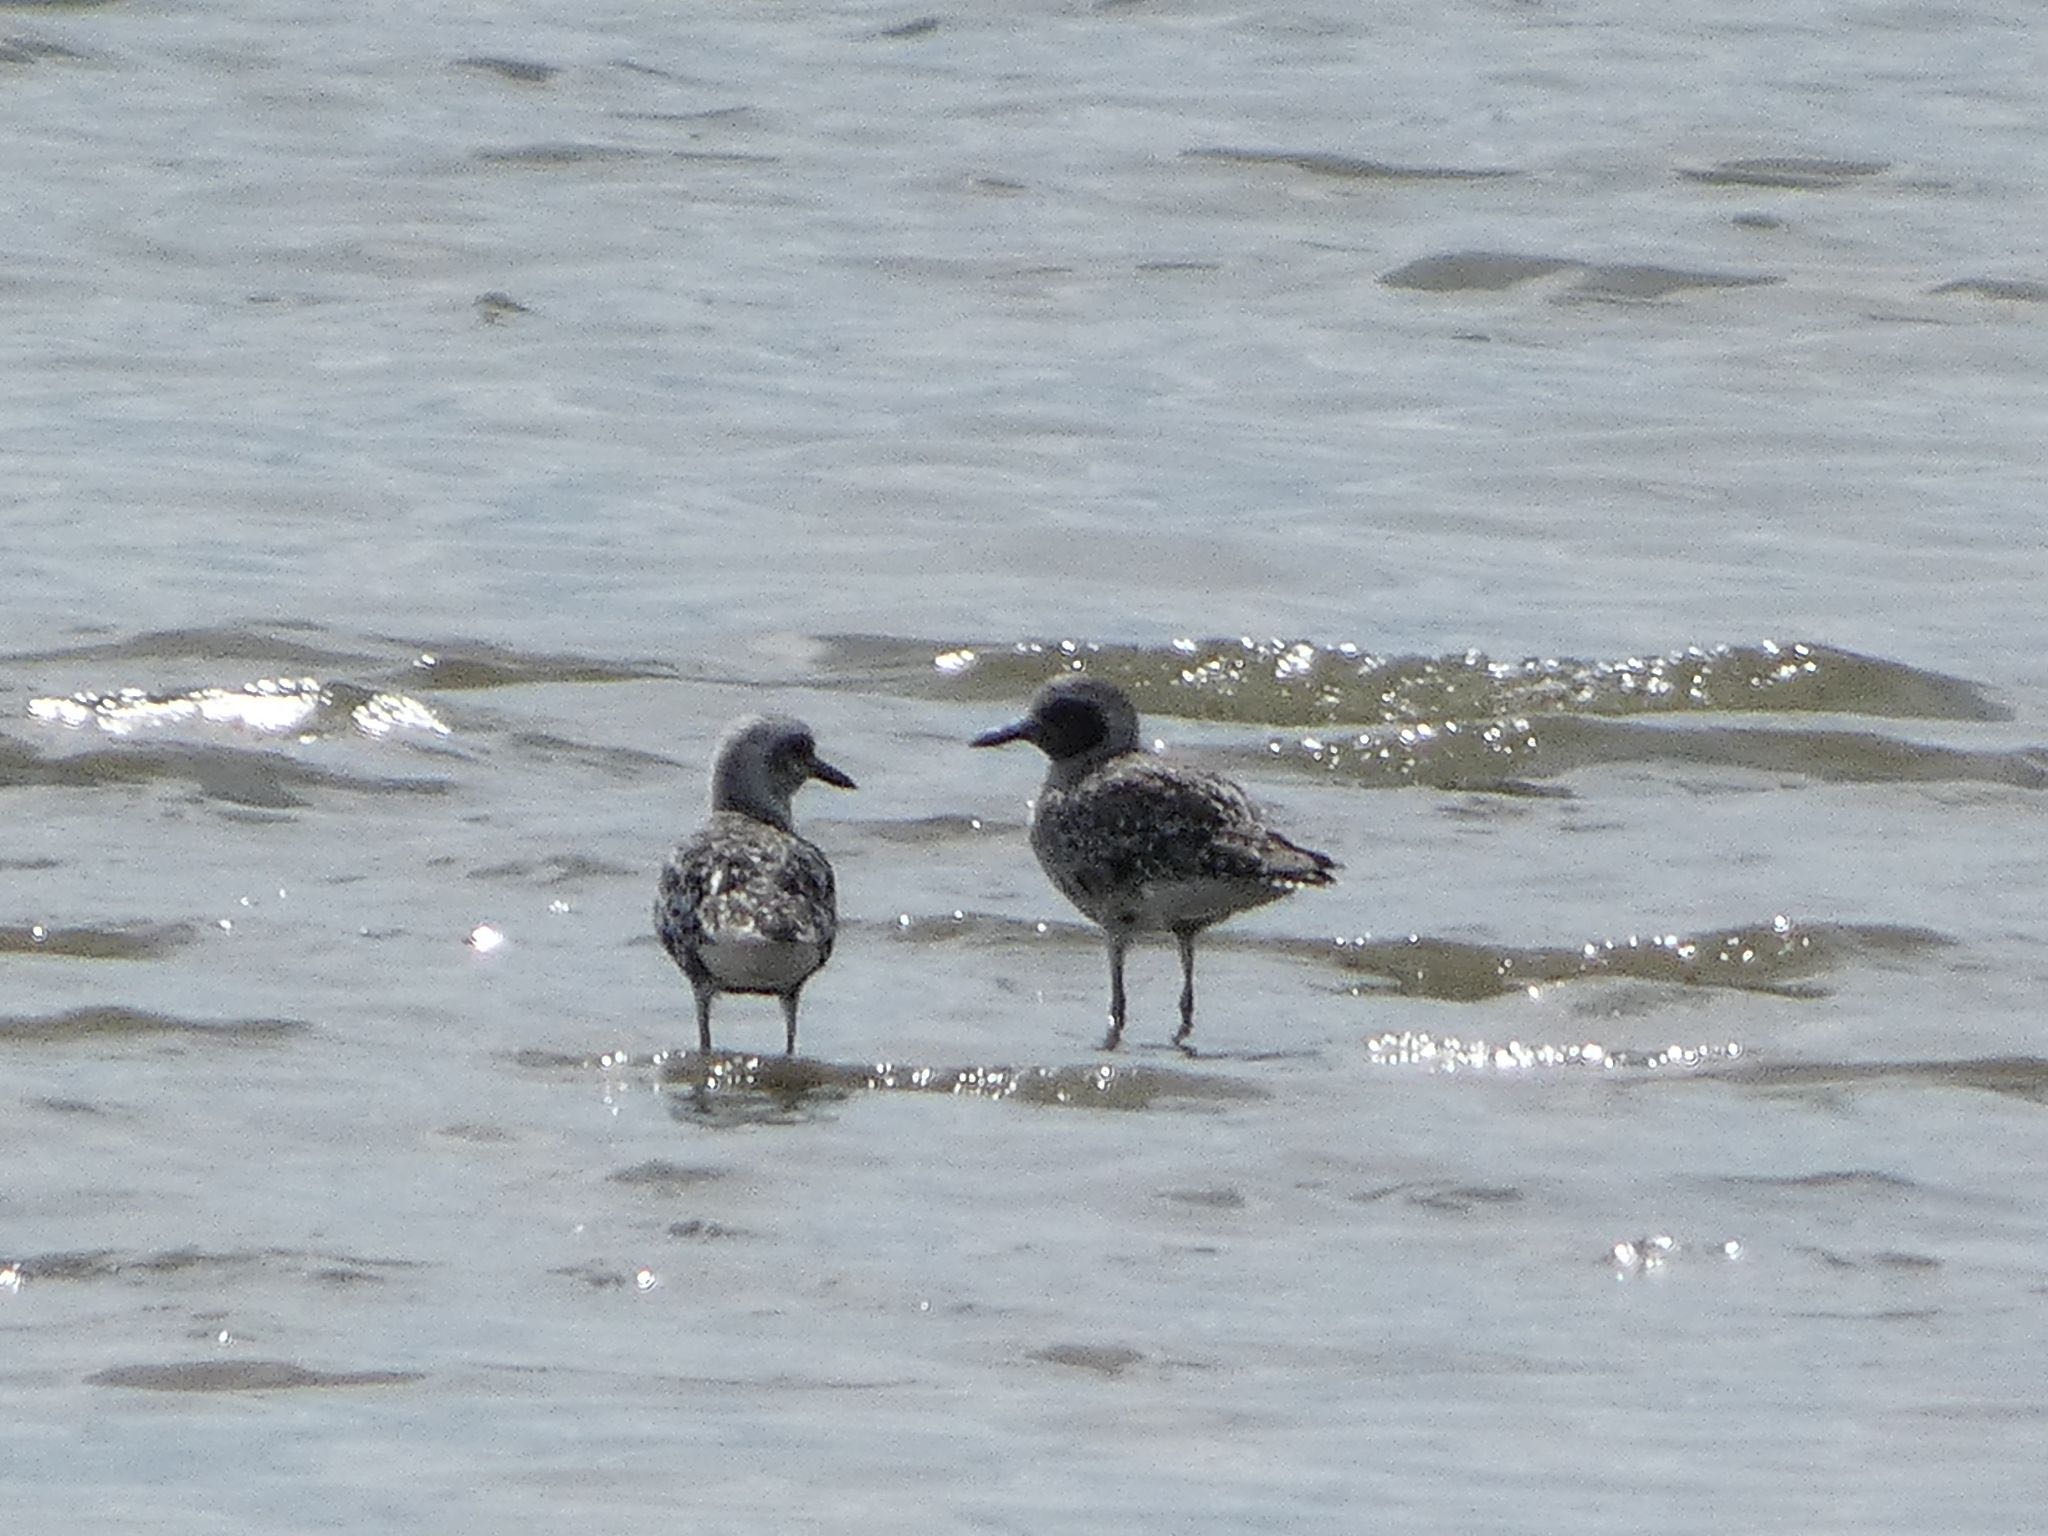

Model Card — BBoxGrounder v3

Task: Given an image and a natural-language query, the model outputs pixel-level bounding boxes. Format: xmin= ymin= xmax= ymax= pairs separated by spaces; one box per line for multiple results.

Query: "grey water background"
xmin=5 ymin=0 xmax=2048 ymax=1530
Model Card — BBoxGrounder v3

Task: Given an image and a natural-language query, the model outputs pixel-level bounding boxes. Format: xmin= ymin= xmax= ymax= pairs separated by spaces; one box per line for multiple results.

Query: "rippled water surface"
xmin=5 ymin=1 xmax=2048 ymax=1531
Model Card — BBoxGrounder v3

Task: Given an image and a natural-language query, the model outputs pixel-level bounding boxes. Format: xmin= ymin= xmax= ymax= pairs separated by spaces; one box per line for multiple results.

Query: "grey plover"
xmin=656 ymin=715 xmax=854 ymax=1055
xmin=972 ymin=675 xmax=1336 ymax=1050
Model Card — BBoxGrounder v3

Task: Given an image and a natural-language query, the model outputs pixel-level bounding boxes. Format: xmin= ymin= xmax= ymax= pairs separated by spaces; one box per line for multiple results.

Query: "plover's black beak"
xmin=809 ymin=754 xmax=857 ymax=790
xmin=970 ymin=717 xmax=1034 ymax=749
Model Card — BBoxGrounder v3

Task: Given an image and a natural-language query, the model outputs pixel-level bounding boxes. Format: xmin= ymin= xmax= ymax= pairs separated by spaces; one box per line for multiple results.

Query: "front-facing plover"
xmin=656 ymin=715 xmax=854 ymax=1055
xmin=971 ymin=675 xmax=1336 ymax=1051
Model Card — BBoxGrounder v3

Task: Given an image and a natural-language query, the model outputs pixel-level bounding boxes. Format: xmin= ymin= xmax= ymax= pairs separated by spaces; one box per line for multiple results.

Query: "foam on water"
xmin=28 ymin=677 xmax=450 ymax=741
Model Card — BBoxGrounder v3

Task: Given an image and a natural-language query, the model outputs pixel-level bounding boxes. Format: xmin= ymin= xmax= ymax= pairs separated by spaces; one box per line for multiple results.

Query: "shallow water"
xmin=5 ymin=1 xmax=2048 ymax=1531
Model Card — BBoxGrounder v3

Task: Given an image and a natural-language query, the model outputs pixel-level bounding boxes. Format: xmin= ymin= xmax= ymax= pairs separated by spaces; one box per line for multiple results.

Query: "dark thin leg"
xmin=780 ymin=991 xmax=800 ymax=1057
xmin=1172 ymin=928 xmax=1198 ymax=1051
xmin=1102 ymin=931 xmax=1130 ymax=1051
xmin=693 ymin=984 xmax=715 ymax=1053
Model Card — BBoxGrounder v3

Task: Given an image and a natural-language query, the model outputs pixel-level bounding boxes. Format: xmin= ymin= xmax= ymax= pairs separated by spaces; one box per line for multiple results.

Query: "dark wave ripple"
xmin=823 ymin=636 xmax=2010 ymax=725
xmin=814 ymin=635 xmax=2032 ymax=793
xmin=1242 ymin=716 xmax=2048 ymax=792
xmin=0 ymin=1007 xmax=305 ymax=1044
xmin=0 ymin=922 xmax=197 ymax=959
xmin=874 ymin=911 xmax=1941 ymax=1001
xmin=0 ymin=737 xmax=449 ymax=806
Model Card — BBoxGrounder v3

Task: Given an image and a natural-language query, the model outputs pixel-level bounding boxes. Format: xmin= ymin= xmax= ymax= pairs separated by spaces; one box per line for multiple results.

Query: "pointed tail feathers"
xmin=1265 ymin=832 xmax=1338 ymax=886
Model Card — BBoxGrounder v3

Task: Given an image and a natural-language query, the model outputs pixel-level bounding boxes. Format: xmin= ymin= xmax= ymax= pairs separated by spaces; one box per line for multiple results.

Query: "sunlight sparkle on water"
xmin=30 ymin=678 xmax=324 ymax=735
xmin=352 ymin=691 xmax=450 ymax=738
xmin=1609 ymin=1234 xmax=1744 ymax=1280
xmin=28 ymin=677 xmax=447 ymax=740
xmin=1274 ymin=641 xmax=1318 ymax=681
xmin=1367 ymin=1031 xmax=1741 ymax=1073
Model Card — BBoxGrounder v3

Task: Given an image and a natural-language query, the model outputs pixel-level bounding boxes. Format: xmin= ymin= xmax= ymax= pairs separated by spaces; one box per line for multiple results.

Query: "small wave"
xmin=1252 ymin=716 xmax=2047 ymax=791
xmin=0 ymin=1007 xmax=305 ymax=1044
xmin=6 ymin=625 xmax=379 ymax=672
xmin=608 ymin=1159 xmax=725 ymax=1194
xmin=1607 ymin=1234 xmax=1747 ymax=1279
xmin=1186 ymin=147 xmax=1518 ymax=182
xmin=29 ymin=677 xmax=449 ymax=741
xmin=1720 ymin=1169 xmax=1922 ymax=1194
xmin=869 ymin=15 xmax=941 ymax=39
xmin=1031 ymin=1343 xmax=1145 ymax=1377
xmin=851 ymin=633 xmax=2029 ymax=793
xmin=1379 ymin=252 xmax=1575 ymax=292
xmin=468 ymin=851 xmax=641 ymax=886
xmin=474 ymin=142 xmax=647 ymax=167
xmin=686 ymin=1055 xmax=1262 ymax=1110
xmin=8 ymin=625 xmax=678 ymax=694
xmin=1719 ymin=1055 xmax=2048 ymax=1104
xmin=1679 ymin=157 xmax=1889 ymax=189
xmin=827 ymin=635 xmax=2010 ymax=726
xmin=1929 ymin=278 xmax=2048 ymax=303
xmin=0 ymin=739 xmax=450 ymax=806
xmin=454 ymin=54 xmax=560 ymax=84
xmin=0 ymin=921 xmax=199 ymax=959
xmin=0 ymin=34 xmax=85 ymax=64
xmin=8 ymin=1245 xmax=420 ymax=1284
xmin=867 ymin=910 xmax=1080 ymax=946
xmin=1364 ymin=1031 xmax=1744 ymax=1073
xmin=90 ymin=1361 xmax=423 ymax=1392
xmin=526 ymin=1048 xmax=1265 ymax=1110
xmin=1287 ymin=915 xmax=1851 ymax=1000
xmin=858 ymin=813 xmax=1011 ymax=847
xmin=1566 ymin=263 xmax=1780 ymax=302
xmin=870 ymin=911 xmax=1905 ymax=1001
xmin=1354 ymin=1182 xmax=1525 ymax=1212
xmin=475 ymin=290 xmax=533 ymax=323
xmin=1381 ymin=252 xmax=1779 ymax=299
xmin=503 ymin=730 xmax=683 ymax=778
xmin=1798 ymin=1248 xmax=1941 ymax=1273
xmin=399 ymin=646 xmax=678 ymax=690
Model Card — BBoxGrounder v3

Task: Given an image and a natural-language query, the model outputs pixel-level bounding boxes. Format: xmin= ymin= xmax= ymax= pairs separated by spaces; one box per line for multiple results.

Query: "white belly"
xmin=697 ymin=935 xmax=825 ymax=993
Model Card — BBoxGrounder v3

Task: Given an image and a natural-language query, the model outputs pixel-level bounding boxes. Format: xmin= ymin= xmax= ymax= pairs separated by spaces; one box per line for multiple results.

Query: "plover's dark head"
xmin=970 ymin=675 xmax=1142 ymax=768
xmin=710 ymin=714 xmax=855 ymax=828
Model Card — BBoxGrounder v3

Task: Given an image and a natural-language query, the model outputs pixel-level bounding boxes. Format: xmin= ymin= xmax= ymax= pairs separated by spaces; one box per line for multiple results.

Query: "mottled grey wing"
xmin=1036 ymin=761 xmax=1272 ymax=901
xmin=655 ymin=829 xmax=724 ymax=965
xmin=656 ymin=820 xmax=835 ymax=952
xmin=757 ymin=837 xmax=838 ymax=955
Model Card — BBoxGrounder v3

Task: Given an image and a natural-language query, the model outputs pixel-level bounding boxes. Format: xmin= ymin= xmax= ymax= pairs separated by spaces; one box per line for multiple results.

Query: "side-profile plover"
xmin=656 ymin=715 xmax=854 ymax=1055
xmin=972 ymin=675 xmax=1336 ymax=1051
